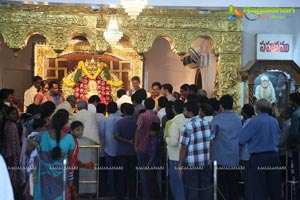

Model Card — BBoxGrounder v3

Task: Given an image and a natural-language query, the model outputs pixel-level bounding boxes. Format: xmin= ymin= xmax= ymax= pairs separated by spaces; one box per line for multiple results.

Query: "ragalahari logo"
xmin=228 ymin=5 xmax=243 ymax=21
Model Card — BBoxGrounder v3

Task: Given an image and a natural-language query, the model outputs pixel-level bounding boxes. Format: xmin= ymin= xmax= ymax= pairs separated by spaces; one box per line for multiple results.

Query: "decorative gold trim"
xmin=34 ymin=44 xmax=57 ymax=79
xmin=1 ymin=5 xmax=242 ymax=107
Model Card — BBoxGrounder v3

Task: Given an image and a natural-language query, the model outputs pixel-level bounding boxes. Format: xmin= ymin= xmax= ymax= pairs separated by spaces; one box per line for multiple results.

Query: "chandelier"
xmin=103 ymin=14 xmax=123 ymax=46
xmin=120 ymin=0 xmax=148 ymax=19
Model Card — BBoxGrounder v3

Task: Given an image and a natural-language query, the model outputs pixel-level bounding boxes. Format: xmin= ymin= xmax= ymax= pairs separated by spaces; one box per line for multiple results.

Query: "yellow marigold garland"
xmin=62 ymin=77 xmax=76 ymax=87
xmin=81 ymin=61 xmax=106 ymax=80
xmin=62 ymin=60 xmax=123 ymax=88
xmin=107 ymin=80 xmax=123 ymax=87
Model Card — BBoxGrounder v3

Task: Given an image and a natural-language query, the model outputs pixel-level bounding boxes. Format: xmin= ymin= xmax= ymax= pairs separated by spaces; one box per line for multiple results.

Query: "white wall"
xmin=242 ymin=9 xmax=300 ymax=67
xmin=294 ymin=25 xmax=300 ymax=66
xmin=144 ymin=37 xmax=197 ymax=93
xmin=0 ymin=34 xmax=46 ymax=104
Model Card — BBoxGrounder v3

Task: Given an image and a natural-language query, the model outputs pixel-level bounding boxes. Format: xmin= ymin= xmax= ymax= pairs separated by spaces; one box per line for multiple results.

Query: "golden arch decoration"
xmin=24 ymin=32 xmax=47 ymax=47
xmin=0 ymin=4 xmax=242 ymax=107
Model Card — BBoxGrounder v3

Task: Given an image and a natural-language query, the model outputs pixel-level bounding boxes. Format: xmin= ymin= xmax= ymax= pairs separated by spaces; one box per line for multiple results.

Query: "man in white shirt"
xmin=127 ymin=76 xmax=141 ymax=96
xmin=166 ymin=100 xmax=187 ymax=200
xmin=116 ymin=89 xmax=132 ymax=110
xmin=157 ymin=96 xmax=168 ymax=125
xmin=72 ymin=100 xmax=99 ymax=144
xmin=72 ymin=100 xmax=99 ymax=194
xmin=161 ymin=83 xmax=176 ymax=102
xmin=24 ymin=76 xmax=42 ymax=112
xmin=88 ymin=95 xmax=101 ymax=113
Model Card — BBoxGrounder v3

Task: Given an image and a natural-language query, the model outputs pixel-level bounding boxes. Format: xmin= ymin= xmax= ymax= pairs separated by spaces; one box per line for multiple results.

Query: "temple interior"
xmin=0 ymin=0 xmax=300 ymax=199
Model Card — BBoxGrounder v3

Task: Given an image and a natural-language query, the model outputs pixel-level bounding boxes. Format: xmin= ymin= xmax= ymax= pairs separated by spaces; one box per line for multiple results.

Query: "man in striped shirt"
xmin=178 ymin=101 xmax=213 ymax=200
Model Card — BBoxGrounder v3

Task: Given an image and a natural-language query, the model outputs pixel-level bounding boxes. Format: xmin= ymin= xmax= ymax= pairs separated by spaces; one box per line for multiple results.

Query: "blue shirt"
xmin=100 ymin=113 xmax=122 ymax=157
xmin=211 ymin=110 xmax=242 ymax=166
xmin=239 ymin=118 xmax=251 ymax=161
xmin=115 ymin=116 xmax=137 ymax=156
xmin=50 ymin=93 xmax=61 ymax=106
xmin=239 ymin=113 xmax=280 ymax=154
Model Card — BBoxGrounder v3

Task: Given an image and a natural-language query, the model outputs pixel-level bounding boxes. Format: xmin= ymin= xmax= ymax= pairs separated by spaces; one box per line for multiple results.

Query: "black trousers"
xmin=217 ymin=165 xmax=239 ymax=200
xmin=147 ymin=170 xmax=161 ymax=200
xmin=240 ymin=160 xmax=252 ymax=200
xmin=292 ymin=152 xmax=300 ymax=199
xmin=98 ymin=156 xmax=107 ymax=197
xmin=182 ymin=165 xmax=213 ymax=200
xmin=246 ymin=152 xmax=282 ymax=200
xmin=116 ymin=155 xmax=137 ymax=200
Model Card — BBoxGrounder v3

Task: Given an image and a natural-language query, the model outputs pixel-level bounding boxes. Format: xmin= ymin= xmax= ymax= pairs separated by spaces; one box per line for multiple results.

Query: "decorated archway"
xmin=34 ymin=35 xmax=142 ymax=101
xmin=0 ymin=4 xmax=242 ymax=106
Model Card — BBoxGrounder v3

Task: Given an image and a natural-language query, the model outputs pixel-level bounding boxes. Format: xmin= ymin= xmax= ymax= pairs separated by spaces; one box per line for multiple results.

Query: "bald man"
xmin=239 ymin=99 xmax=281 ymax=200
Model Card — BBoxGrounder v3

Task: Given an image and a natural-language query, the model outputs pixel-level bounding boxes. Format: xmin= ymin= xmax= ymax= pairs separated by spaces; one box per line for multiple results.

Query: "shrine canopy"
xmin=62 ymin=60 xmax=123 ymax=103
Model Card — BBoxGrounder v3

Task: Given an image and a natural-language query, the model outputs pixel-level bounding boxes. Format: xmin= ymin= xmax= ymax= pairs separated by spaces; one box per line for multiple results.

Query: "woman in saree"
xmin=33 ymin=109 xmax=75 ymax=200
xmin=34 ymin=80 xmax=50 ymax=105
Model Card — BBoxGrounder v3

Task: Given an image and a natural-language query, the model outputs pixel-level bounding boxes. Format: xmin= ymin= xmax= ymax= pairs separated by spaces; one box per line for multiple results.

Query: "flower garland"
xmin=62 ymin=60 xmax=123 ymax=88
xmin=81 ymin=61 xmax=106 ymax=80
xmin=62 ymin=77 xmax=76 ymax=87
xmin=107 ymin=80 xmax=123 ymax=87
xmin=74 ymin=63 xmax=82 ymax=83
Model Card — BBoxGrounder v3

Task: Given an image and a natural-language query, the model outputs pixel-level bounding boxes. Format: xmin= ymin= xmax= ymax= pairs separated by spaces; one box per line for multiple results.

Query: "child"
xmin=68 ymin=121 xmax=94 ymax=200
xmin=24 ymin=118 xmax=47 ymax=200
xmin=147 ymin=122 xmax=161 ymax=200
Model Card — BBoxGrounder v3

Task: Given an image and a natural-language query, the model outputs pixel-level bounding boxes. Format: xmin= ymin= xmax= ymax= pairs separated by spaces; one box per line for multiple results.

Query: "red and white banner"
xmin=256 ymin=34 xmax=293 ymax=60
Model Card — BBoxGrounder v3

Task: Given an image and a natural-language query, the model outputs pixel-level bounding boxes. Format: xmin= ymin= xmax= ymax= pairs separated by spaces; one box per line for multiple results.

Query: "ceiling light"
xmin=120 ymin=0 xmax=147 ymax=19
xmin=103 ymin=14 xmax=123 ymax=46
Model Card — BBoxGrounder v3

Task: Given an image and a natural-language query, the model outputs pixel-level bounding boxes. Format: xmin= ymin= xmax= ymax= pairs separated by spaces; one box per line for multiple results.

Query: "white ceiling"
xmin=1 ymin=0 xmax=300 ymax=8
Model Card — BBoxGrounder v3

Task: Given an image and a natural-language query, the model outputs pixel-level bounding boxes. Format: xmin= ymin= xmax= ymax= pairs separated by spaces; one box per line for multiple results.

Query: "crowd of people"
xmin=0 ymin=74 xmax=299 ymax=200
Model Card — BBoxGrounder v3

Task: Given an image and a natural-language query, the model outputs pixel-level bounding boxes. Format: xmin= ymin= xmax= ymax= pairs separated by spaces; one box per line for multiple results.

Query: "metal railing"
xmin=78 ymin=144 xmax=101 ymax=198
xmin=279 ymin=148 xmax=300 ymax=200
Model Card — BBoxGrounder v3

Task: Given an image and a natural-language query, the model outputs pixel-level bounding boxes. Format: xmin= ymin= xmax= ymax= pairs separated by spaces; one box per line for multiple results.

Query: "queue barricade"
xmin=165 ymin=146 xmax=169 ymax=200
xmin=213 ymin=161 xmax=217 ymax=200
xmin=279 ymin=147 xmax=300 ymax=200
xmin=134 ymin=158 xmax=218 ymax=199
xmin=78 ymin=144 xmax=100 ymax=198
xmin=63 ymin=157 xmax=68 ymax=200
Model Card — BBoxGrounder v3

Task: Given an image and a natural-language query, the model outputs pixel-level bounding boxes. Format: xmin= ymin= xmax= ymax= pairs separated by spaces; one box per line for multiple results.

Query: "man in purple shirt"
xmin=135 ymin=98 xmax=160 ymax=200
xmin=146 ymin=122 xmax=161 ymax=200
xmin=114 ymin=103 xmax=137 ymax=200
